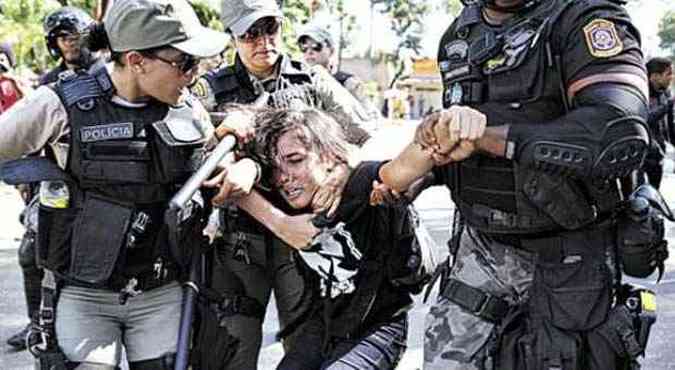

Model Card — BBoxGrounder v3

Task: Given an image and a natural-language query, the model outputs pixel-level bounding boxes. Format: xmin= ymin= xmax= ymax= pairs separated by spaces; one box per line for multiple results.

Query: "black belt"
xmin=441 ymin=278 xmax=511 ymax=323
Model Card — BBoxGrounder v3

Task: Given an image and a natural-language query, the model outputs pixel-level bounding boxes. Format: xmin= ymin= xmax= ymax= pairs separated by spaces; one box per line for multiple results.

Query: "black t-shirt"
xmin=298 ymin=161 xmax=412 ymax=336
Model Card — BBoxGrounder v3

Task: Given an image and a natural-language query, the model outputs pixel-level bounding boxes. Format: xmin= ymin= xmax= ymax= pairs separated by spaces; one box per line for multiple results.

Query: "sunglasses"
xmin=151 ymin=53 xmax=200 ymax=74
xmin=300 ymin=42 xmax=323 ymax=53
xmin=237 ymin=17 xmax=281 ymax=43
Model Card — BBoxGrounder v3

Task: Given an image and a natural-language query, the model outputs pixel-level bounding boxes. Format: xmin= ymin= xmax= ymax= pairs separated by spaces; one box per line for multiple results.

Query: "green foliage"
xmin=659 ymin=10 xmax=675 ymax=55
xmin=371 ymin=0 xmax=429 ymax=87
xmin=0 ymin=0 xmax=64 ymax=73
xmin=280 ymin=0 xmax=311 ymax=55
xmin=190 ymin=0 xmax=224 ymax=31
xmin=445 ymin=0 xmax=462 ymax=18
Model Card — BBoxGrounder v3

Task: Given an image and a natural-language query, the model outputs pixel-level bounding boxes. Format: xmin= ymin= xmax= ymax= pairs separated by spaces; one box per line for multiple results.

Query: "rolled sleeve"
xmin=0 ymin=86 xmax=69 ymax=161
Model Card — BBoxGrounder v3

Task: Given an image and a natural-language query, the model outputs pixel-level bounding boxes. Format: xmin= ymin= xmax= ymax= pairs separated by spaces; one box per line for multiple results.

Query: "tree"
xmin=658 ymin=10 xmax=675 ymax=56
xmin=371 ymin=0 xmax=429 ymax=87
xmin=0 ymin=0 xmax=62 ymax=73
xmin=280 ymin=0 xmax=312 ymax=54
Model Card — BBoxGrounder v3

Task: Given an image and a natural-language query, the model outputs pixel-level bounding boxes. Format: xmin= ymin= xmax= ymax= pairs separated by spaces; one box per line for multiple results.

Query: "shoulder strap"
xmin=55 ymin=67 xmax=113 ymax=108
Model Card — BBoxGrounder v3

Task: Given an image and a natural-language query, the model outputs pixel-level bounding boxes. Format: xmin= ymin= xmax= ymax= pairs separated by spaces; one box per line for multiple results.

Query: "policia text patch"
xmin=80 ymin=122 xmax=134 ymax=143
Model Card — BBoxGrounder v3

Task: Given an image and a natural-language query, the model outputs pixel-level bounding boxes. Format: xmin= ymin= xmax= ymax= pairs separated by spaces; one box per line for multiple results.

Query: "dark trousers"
xmin=18 ymin=230 xmax=42 ymax=320
xmin=277 ymin=312 xmax=408 ymax=370
xmin=210 ymin=231 xmax=312 ymax=370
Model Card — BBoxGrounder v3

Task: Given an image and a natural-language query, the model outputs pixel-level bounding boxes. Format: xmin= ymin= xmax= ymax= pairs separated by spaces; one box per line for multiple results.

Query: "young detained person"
xmin=0 ymin=0 xmax=228 ymax=368
xmin=208 ymin=108 xmax=416 ymax=370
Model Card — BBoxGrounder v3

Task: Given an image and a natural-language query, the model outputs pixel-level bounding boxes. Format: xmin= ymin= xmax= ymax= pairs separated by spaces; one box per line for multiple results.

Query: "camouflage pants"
xmin=424 ymin=226 xmax=535 ymax=370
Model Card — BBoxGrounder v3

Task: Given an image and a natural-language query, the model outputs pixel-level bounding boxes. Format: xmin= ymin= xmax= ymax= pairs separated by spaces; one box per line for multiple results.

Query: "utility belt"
xmin=64 ymin=264 xmax=180 ymax=304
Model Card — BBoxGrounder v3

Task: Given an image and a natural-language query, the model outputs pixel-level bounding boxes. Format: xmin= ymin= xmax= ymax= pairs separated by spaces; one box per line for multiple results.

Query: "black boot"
xmin=6 ymin=323 xmax=31 ymax=350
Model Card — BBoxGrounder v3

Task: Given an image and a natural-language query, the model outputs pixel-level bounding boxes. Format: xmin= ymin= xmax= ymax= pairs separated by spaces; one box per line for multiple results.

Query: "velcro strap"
xmin=441 ymin=278 xmax=510 ymax=322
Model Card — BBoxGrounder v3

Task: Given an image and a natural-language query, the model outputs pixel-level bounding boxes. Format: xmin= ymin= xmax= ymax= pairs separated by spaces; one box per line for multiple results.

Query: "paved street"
xmin=1 ymin=123 xmax=675 ymax=369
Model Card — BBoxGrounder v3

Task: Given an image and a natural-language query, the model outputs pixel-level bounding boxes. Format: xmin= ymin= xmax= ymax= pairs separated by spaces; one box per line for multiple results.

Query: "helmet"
xmin=461 ymin=0 xmax=542 ymax=13
xmin=43 ymin=7 xmax=94 ymax=58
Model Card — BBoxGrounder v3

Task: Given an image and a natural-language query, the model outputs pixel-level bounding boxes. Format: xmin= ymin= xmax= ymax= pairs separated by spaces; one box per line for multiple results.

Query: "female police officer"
xmin=0 ymin=0 xmax=227 ymax=369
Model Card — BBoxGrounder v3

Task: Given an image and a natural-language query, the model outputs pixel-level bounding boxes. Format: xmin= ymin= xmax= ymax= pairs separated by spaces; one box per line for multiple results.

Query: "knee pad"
xmin=129 ymin=353 xmax=175 ymax=370
xmin=18 ymin=232 xmax=37 ymax=268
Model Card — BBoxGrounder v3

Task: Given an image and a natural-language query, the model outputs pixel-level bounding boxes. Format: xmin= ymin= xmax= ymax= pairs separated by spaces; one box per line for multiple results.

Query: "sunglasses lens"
xmin=181 ymin=56 xmax=198 ymax=73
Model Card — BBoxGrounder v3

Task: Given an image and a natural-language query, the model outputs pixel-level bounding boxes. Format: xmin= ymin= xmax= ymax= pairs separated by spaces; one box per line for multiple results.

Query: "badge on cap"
xmin=583 ymin=19 xmax=623 ymax=58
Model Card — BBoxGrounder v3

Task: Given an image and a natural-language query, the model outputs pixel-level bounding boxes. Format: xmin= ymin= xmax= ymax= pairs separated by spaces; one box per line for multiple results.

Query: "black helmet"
xmin=43 ymin=7 xmax=94 ymax=58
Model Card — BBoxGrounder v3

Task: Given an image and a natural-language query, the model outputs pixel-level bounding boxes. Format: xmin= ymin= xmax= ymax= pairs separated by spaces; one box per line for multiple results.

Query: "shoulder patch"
xmin=583 ymin=19 xmax=623 ymax=58
xmin=192 ymin=78 xmax=210 ymax=99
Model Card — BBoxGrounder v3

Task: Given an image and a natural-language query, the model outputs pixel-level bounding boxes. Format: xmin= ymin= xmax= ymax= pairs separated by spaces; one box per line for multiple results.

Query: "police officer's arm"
xmin=0 ymin=86 xmax=69 ymax=161
xmin=312 ymin=65 xmax=373 ymax=146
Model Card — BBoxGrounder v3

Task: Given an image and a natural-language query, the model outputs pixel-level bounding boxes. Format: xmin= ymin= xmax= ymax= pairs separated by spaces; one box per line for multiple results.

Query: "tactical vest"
xmin=333 ymin=71 xmax=354 ymax=87
xmin=203 ymin=55 xmax=315 ymax=111
xmin=438 ymin=0 xmax=621 ymax=234
xmin=40 ymin=67 xmax=207 ymax=289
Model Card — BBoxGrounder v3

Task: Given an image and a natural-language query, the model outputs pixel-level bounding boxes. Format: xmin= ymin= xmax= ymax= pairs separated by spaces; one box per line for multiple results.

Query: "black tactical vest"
xmin=43 ymin=67 xmax=207 ymax=287
xmin=203 ymin=54 xmax=315 ymax=111
xmin=437 ymin=0 xmax=620 ymax=234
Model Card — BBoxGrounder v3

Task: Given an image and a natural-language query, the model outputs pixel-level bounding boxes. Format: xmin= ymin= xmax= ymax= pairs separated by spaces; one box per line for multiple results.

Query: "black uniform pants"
xmin=210 ymin=231 xmax=312 ymax=370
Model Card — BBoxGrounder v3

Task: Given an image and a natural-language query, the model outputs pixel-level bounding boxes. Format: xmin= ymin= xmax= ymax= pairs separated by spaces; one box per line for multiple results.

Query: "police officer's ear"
xmin=125 ymin=51 xmax=146 ymax=74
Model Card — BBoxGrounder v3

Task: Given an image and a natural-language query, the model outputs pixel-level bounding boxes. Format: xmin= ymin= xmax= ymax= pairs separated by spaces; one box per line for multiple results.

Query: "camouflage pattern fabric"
xmin=424 ymin=226 xmax=535 ymax=370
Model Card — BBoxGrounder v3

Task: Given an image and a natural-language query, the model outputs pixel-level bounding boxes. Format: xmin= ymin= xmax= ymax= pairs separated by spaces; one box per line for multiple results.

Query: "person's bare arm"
xmin=378 ymin=142 xmax=436 ymax=193
xmin=236 ymin=190 xmax=318 ymax=250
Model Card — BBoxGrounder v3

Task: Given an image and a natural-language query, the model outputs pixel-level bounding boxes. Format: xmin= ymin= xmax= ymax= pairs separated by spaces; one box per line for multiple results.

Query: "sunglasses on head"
xmin=151 ymin=52 xmax=200 ymax=74
xmin=238 ymin=17 xmax=281 ymax=43
xmin=300 ymin=42 xmax=323 ymax=53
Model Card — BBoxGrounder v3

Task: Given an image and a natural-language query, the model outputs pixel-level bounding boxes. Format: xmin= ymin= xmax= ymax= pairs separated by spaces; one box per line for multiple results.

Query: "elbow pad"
xmin=521 ymin=83 xmax=649 ymax=179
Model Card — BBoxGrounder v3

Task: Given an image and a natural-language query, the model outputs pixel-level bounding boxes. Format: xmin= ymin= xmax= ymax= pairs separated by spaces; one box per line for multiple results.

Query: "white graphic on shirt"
xmin=299 ymin=222 xmax=362 ymax=299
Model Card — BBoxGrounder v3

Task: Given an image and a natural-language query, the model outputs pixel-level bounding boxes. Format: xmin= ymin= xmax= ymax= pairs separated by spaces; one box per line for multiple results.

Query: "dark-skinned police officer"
xmin=40 ymin=6 xmax=103 ymax=85
xmin=189 ymin=0 xmax=376 ymax=368
xmin=374 ymin=0 xmax=663 ymax=369
xmin=0 ymin=0 xmax=227 ymax=368
xmin=6 ymin=6 xmax=102 ymax=351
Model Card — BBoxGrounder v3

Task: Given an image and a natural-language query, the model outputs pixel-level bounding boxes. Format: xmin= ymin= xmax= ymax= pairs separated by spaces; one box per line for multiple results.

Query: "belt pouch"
xmin=69 ymin=194 xmax=133 ymax=284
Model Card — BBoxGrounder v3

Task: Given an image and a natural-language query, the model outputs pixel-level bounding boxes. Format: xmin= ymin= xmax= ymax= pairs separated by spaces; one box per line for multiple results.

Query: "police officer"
xmin=6 ymin=7 xmax=101 ymax=351
xmin=40 ymin=6 xmax=102 ymax=85
xmin=297 ymin=24 xmax=382 ymax=122
xmin=643 ymin=57 xmax=674 ymax=188
xmin=190 ymin=0 xmax=376 ymax=368
xmin=376 ymin=0 xmax=654 ymax=369
xmin=0 ymin=0 xmax=227 ymax=368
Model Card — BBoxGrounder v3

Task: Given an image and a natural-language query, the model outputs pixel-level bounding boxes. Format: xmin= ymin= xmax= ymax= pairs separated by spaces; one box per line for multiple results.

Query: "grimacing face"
xmin=272 ymin=129 xmax=331 ymax=210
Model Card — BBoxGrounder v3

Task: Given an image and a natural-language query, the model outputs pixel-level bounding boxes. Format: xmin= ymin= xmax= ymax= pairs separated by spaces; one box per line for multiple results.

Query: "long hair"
xmin=247 ymin=108 xmax=355 ymax=171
